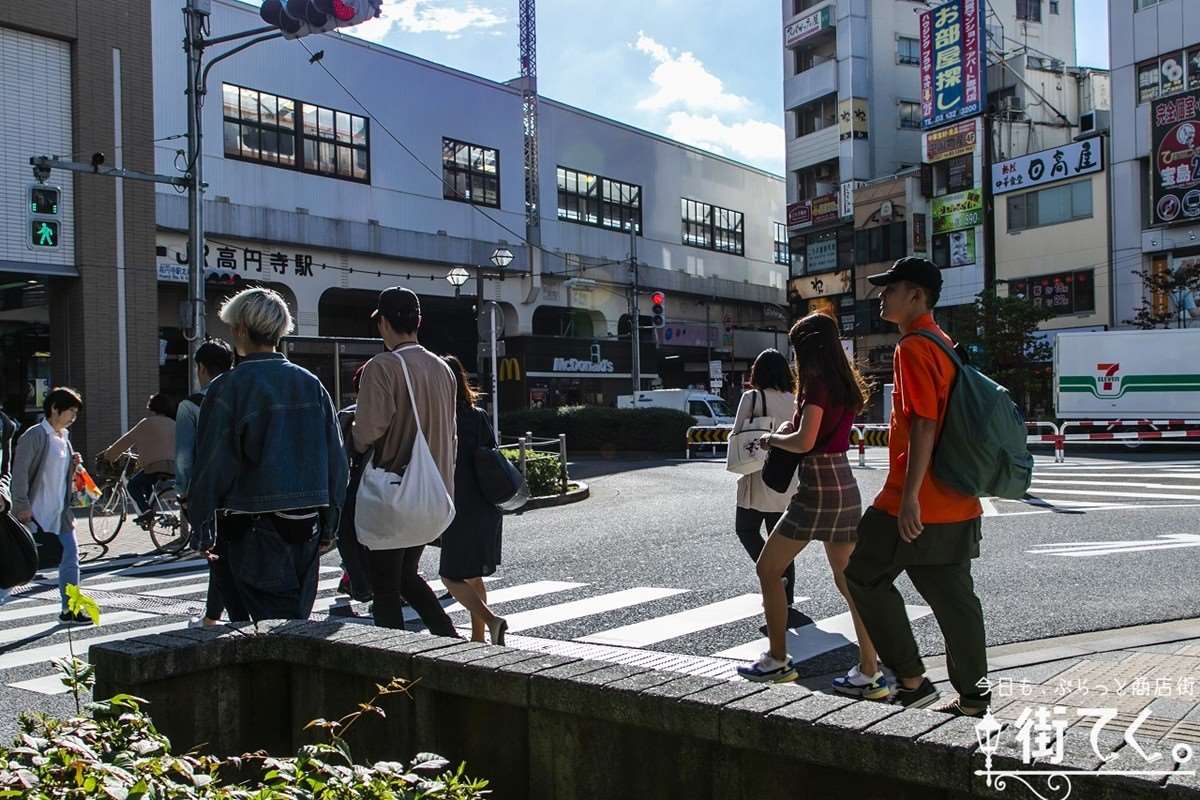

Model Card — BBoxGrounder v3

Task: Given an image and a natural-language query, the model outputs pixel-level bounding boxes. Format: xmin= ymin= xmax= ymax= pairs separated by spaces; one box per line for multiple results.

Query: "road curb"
xmin=518 ymin=481 xmax=590 ymax=512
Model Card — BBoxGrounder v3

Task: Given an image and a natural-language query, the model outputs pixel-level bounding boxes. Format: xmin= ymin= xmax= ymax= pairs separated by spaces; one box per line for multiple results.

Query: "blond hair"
xmin=219 ymin=287 xmax=293 ymax=346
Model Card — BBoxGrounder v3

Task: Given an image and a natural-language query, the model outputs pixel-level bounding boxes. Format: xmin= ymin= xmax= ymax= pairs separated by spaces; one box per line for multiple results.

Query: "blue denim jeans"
xmin=56 ymin=529 xmax=80 ymax=610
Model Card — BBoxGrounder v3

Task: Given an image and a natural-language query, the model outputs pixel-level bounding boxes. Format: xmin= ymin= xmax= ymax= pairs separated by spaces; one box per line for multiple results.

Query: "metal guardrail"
xmin=501 ymin=432 xmax=570 ymax=495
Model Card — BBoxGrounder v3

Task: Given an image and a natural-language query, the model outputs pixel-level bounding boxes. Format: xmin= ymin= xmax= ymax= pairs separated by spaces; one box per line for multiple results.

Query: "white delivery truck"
xmin=1054 ymin=328 xmax=1200 ymax=419
xmin=617 ymin=389 xmax=736 ymax=427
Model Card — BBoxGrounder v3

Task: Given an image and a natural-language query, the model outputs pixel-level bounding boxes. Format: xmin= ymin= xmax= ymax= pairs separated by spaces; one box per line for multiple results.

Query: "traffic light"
xmin=650 ymin=291 xmax=666 ymax=329
xmin=27 ymin=184 xmax=61 ymax=250
xmin=260 ymin=0 xmax=382 ymax=39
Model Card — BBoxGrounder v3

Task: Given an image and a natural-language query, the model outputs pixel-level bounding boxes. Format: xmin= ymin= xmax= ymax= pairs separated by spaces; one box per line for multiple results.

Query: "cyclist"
xmin=100 ymin=394 xmax=177 ymax=524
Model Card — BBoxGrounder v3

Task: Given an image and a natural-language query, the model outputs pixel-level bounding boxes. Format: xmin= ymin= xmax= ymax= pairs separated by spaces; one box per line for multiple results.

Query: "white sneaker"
xmin=831 ymin=665 xmax=890 ymax=700
xmin=737 ymin=652 xmax=798 ymax=683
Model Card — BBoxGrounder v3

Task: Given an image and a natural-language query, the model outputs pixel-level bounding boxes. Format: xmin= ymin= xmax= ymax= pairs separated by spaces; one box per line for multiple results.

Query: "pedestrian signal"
xmin=27 ymin=184 xmax=61 ymax=250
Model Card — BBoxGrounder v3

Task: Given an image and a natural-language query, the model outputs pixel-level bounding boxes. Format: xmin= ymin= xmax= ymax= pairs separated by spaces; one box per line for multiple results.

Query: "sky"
xmin=264 ymin=0 xmax=1111 ymax=176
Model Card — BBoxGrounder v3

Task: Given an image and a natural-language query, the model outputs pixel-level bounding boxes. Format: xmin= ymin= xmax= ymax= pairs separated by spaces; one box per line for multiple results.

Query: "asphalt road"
xmin=1 ymin=449 xmax=1198 ymax=737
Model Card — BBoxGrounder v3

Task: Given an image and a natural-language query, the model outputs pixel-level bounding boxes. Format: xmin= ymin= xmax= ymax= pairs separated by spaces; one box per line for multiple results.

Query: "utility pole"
xmin=184 ymin=0 xmax=207 ymax=393
xmin=630 ymin=224 xmax=640 ymax=395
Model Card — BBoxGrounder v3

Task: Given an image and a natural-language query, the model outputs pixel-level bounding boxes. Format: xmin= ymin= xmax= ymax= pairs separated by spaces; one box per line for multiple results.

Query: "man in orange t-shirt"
xmin=845 ymin=256 xmax=989 ymax=717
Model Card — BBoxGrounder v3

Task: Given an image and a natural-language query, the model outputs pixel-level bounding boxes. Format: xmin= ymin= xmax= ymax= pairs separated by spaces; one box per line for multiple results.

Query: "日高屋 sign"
xmin=920 ymin=0 xmax=986 ymax=130
xmin=992 ymin=138 xmax=1104 ymax=195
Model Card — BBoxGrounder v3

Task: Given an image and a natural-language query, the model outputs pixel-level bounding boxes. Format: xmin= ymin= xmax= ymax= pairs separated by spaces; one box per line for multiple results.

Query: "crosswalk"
xmin=0 ymin=557 xmax=935 ymax=696
xmin=1008 ymin=459 xmax=1200 ymax=513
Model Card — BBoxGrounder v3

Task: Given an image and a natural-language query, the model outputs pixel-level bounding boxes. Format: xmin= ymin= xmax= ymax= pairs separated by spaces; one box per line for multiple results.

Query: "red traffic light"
xmin=651 ymin=291 xmax=665 ymax=306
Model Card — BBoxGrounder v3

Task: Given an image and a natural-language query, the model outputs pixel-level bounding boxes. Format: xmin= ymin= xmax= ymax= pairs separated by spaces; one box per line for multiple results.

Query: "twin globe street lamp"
xmin=445 ymin=247 xmax=515 ymax=438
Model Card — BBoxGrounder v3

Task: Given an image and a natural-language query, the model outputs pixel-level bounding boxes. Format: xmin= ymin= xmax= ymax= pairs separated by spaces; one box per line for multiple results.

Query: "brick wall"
xmin=0 ymin=1 xmax=158 ymax=458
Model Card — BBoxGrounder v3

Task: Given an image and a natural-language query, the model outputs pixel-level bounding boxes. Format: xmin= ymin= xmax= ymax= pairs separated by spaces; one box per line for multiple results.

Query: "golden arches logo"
xmin=498 ymin=358 xmax=522 ymax=382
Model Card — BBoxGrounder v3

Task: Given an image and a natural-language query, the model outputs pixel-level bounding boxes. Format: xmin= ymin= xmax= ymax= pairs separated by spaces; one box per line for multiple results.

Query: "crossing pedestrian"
xmin=100 ymin=394 xmax=177 ymax=524
xmin=352 ymin=288 xmax=459 ymax=637
xmin=0 ymin=407 xmax=15 ymax=516
xmin=730 ymin=349 xmax=804 ymax=629
xmin=438 ymin=355 xmax=506 ymax=645
xmin=844 ymin=256 xmax=990 ymax=716
xmin=333 ymin=363 xmax=373 ymax=606
xmin=9 ymin=388 xmax=86 ymax=622
xmin=737 ymin=314 xmax=884 ymax=696
xmin=175 ymin=339 xmax=234 ymax=628
xmin=188 ymin=287 xmax=348 ymax=622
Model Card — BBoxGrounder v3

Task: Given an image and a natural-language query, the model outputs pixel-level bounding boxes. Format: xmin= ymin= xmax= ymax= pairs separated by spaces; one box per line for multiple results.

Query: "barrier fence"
xmin=687 ymin=419 xmax=1200 ymax=466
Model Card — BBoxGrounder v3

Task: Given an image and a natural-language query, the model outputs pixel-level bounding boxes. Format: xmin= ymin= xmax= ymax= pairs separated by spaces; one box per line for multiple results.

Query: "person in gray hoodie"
xmin=11 ymin=388 xmax=85 ymax=621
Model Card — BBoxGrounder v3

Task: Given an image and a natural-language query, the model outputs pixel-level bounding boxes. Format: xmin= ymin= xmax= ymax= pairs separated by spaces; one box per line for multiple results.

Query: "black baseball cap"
xmin=867 ymin=256 xmax=943 ymax=292
xmin=370 ymin=287 xmax=421 ymax=322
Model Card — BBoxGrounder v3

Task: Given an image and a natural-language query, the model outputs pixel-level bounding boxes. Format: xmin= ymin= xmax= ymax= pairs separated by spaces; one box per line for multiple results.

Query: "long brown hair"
xmin=442 ymin=354 xmax=478 ymax=409
xmin=789 ymin=312 xmax=870 ymax=413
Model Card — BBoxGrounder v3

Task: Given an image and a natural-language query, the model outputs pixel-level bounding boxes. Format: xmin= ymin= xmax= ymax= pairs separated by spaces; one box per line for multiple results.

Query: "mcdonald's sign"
xmin=498 ymin=357 xmax=523 ymax=382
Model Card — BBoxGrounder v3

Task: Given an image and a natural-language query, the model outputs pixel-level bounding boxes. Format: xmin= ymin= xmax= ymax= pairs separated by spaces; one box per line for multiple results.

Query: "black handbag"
xmin=761 ymin=420 xmax=838 ymax=494
xmin=32 ymin=521 xmax=63 ymax=570
xmin=0 ymin=511 xmax=38 ymax=589
xmin=472 ymin=413 xmax=530 ymax=511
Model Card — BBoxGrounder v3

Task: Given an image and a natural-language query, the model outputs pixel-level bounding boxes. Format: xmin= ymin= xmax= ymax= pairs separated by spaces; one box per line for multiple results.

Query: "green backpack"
xmin=907 ymin=330 xmax=1034 ymax=500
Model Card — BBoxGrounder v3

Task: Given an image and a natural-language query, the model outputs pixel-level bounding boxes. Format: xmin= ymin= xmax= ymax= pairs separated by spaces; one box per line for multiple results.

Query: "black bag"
xmin=761 ymin=447 xmax=802 ymax=494
xmin=32 ymin=522 xmax=63 ymax=570
xmin=0 ymin=511 xmax=38 ymax=589
xmin=472 ymin=414 xmax=529 ymax=511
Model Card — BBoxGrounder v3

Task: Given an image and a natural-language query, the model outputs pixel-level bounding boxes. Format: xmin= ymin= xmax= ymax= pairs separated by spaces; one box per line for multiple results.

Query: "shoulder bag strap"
xmin=390 ymin=349 xmax=426 ymax=436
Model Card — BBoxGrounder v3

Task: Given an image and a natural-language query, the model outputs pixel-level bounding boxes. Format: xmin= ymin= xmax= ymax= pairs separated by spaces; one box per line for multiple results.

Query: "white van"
xmin=617 ymin=389 xmax=736 ymax=427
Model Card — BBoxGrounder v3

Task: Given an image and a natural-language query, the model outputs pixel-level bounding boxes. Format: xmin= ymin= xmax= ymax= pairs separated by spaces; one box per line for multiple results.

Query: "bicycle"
xmin=88 ymin=452 xmax=188 ymax=556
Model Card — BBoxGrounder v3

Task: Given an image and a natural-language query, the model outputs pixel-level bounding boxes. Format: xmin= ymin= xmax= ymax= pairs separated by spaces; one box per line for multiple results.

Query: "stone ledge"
xmin=88 ymin=621 xmax=1199 ymax=800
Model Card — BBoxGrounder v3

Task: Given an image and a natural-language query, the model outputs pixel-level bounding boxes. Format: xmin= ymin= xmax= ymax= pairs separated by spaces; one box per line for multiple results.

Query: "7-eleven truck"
xmin=1055 ymin=329 xmax=1200 ymax=419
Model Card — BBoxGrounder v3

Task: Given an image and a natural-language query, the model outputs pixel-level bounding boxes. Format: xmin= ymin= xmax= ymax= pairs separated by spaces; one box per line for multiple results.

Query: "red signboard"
xmin=1151 ymin=90 xmax=1200 ymax=225
xmin=787 ymin=201 xmax=811 ymax=229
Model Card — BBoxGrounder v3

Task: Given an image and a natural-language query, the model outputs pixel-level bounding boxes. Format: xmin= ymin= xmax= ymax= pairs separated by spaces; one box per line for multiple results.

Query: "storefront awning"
xmin=0 ymin=259 xmax=79 ymax=278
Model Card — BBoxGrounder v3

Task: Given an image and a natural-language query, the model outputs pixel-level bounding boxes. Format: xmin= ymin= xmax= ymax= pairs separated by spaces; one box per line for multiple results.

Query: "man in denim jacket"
xmin=189 ymin=288 xmax=348 ymax=622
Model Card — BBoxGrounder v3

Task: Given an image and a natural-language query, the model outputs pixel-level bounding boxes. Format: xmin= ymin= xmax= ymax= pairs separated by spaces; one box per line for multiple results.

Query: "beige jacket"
xmin=352 ymin=343 xmax=457 ymax=494
xmin=102 ymin=414 xmax=176 ymax=476
xmin=734 ymin=388 xmax=798 ymax=513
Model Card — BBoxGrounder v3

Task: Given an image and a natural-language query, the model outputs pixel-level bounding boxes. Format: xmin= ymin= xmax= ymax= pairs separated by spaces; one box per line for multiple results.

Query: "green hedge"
xmin=500 ymin=450 xmax=562 ymax=496
xmin=501 ymin=407 xmax=696 ymax=453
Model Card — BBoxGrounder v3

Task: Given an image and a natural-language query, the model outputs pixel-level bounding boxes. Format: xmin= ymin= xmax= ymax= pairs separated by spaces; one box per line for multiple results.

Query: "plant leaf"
xmin=65 ymin=585 xmax=101 ymax=626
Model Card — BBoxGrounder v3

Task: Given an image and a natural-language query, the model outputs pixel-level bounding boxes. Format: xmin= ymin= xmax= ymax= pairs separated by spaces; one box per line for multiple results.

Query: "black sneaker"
xmin=58 ymin=610 xmax=90 ymax=624
xmin=890 ymin=677 xmax=939 ymax=708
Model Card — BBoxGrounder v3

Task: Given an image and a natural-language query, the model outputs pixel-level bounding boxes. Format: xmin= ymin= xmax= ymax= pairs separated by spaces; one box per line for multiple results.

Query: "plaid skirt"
xmin=772 ymin=452 xmax=861 ymax=543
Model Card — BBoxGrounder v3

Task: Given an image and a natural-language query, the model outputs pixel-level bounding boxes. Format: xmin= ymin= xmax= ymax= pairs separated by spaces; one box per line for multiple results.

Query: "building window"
xmin=1007 ymin=179 xmax=1093 ymax=232
xmin=556 ymin=166 xmax=641 ymax=233
xmin=898 ymin=37 xmax=920 ymax=65
xmin=1136 ymin=0 xmax=1163 ymax=9
xmin=222 ymin=83 xmax=368 ymax=181
xmin=1017 ymin=0 xmax=1042 ymax=22
xmin=1049 ymin=0 xmax=1059 ymax=13
xmin=934 ymin=155 xmax=974 ymax=197
xmin=899 ymin=101 xmax=923 ymax=129
xmin=774 ymin=222 xmax=791 ymax=266
xmin=1009 ymin=270 xmax=1096 ymax=316
xmin=794 ymin=94 xmax=838 ymax=136
xmin=1136 ymin=49 xmax=1200 ymax=103
xmin=682 ymin=198 xmax=744 ymax=255
xmin=442 ymin=138 xmax=499 ymax=208
xmin=854 ymin=222 xmax=908 ymax=266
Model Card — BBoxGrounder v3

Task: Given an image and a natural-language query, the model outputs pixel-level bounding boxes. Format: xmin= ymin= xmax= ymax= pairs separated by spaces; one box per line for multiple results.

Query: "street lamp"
xmin=490 ymin=247 xmax=514 ymax=269
xmin=445 ymin=266 xmax=470 ymax=296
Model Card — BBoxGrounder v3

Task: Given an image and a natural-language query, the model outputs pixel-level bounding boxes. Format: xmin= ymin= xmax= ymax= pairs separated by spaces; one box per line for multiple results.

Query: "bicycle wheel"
xmin=88 ymin=484 xmax=129 ymax=545
xmin=148 ymin=485 xmax=188 ymax=556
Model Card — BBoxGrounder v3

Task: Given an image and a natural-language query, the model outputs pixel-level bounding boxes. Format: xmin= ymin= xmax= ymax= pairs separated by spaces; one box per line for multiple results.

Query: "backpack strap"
xmin=187 ymin=392 xmax=205 ymax=407
xmin=903 ymin=329 xmax=964 ymax=371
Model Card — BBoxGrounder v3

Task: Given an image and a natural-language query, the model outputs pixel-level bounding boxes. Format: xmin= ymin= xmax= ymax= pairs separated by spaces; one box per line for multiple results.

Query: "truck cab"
xmin=617 ymin=389 xmax=735 ymax=427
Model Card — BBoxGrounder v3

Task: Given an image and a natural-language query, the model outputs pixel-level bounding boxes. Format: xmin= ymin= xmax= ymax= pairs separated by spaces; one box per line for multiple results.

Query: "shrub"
xmin=500 ymin=450 xmax=562 ymax=496
xmin=501 ymin=407 xmax=695 ymax=453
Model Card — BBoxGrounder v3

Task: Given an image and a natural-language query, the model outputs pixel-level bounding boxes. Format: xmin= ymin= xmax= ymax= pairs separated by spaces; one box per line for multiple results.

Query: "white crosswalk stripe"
xmin=578 ymin=594 xmax=772 ymax=648
xmin=1006 ymin=458 xmax=1200 ymax=511
xmin=713 ymin=604 xmax=933 ymax=662
xmin=503 ymin=587 xmax=688 ymax=632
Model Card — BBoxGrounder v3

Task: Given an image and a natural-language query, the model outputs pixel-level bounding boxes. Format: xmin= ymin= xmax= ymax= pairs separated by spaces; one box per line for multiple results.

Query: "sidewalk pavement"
xmin=808 ymin=617 xmax=1200 ymax=745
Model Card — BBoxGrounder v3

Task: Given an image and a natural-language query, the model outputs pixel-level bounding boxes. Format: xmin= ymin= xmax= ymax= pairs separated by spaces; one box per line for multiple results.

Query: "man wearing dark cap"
xmin=352 ymin=287 xmax=459 ymax=636
xmin=844 ymin=257 xmax=990 ymax=717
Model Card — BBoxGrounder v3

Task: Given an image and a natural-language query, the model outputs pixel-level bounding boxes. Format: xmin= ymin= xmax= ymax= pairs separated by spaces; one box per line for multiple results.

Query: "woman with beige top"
xmin=731 ymin=350 xmax=804 ymax=629
xmin=101 ymin=393 xmax=177 ymax=523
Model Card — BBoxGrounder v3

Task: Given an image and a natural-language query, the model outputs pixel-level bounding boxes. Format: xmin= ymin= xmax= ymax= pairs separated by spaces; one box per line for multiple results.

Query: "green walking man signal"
xmin=27 ymin=184 xmax=61 ymax=250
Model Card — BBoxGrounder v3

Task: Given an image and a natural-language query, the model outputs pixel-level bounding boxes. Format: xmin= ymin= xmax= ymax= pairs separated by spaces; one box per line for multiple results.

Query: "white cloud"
xmin=632 ymin=32 xmax=748 ymax=113
xmin=343 ymin=0 xmax=505 ymax=41
xmin=663 ymin=112 xmax=784 ymax=172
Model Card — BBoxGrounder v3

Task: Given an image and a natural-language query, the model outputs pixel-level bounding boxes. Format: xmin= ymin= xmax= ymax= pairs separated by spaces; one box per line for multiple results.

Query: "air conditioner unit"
xmin=815 ymin=163 xmax=836 ymax=180
xmin=1001 ymin=95 xmax=1025 ymax=114
xmin=1078 ymin=110 xmax=1111 ymax=138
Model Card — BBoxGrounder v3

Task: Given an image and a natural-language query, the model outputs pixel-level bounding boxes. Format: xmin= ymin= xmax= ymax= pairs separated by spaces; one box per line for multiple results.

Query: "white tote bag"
xmin=725 ymin=390 xmax=776 ymax=476
xmin=355 ymin=350 xmax=456 ymax=550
